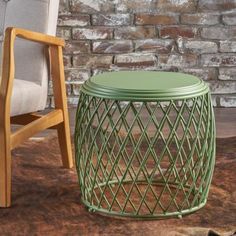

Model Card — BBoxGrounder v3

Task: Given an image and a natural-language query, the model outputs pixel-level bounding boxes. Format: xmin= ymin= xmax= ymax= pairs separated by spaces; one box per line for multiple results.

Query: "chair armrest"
xmin=0 ymin=27 xmax=65 ymax=114
xmin=5 ymin=27 xmax=65 ymax=47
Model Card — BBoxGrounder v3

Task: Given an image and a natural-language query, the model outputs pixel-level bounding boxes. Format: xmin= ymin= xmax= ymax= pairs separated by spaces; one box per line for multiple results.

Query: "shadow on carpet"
xmin=0 ymin=136 xmax=235 ymax=236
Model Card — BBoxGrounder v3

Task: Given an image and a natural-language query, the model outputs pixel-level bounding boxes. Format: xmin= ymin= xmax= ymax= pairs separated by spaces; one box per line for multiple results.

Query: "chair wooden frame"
xmin=0 ymin=27 xmax=74 ymax=207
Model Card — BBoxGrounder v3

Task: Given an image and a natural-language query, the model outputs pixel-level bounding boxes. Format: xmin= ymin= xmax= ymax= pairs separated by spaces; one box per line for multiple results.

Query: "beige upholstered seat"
xmin=0 ymin=0 xmax=59 ymax=116
xmin=11 ymin=79 xmax=45 ymax=116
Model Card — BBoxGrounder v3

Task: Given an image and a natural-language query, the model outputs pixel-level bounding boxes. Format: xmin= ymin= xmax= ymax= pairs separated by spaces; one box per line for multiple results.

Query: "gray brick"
xmin=65 ymin=68 xmax=91 ymax=82
xmin=64 ymin=41 xmax=90 ymax=54
xmin=56 ymin=27 xmax=71 ymax=40
xmin=201 ymin=54 xmax=236 ymax=67
xmin=72 ymin=82 xmax=82 ymax=96
xmin=114 ymin=53 xmax=157 ymax=68
xmin=115 ymin=26 xmax=156 ymax=39
xmin=156 ymin=0 xmax=197 ymax=13
xmin=93 ymin=40 xmax=133 ymax=54
xmin=184 ymin=41 xmax=218 ymax=53
xmin=198 ymin=0 xmax=236 ymax=11
xmin=67 ymin=97 xmax=80 ymax=107
xmin=181 ymin=13 xmax=219 ymax=25
xmin=116 ymin=0 xmax=156 ymax=13
xmin=220 ymin=41 xmax=236 ymax=53
xmin=92 ymin=14 xmax=132 ymax=26
xmin=73 ymin=54 xmax=113 ymax=68
xmin=135 ymin=14 xmax=178 ymax=25
xmin=181 ymin=68 xmax=217 ymax=80
xmin=63 ymin=55 xmax=72 ymax=68
xmin=72 ymin=27 xmax=113 ymax=40
xmin=70 ymin=0 xmax=114 ymax=13
xmin=135 ymin=39 xmax=174 ymax=53
xmin=59 ymin=0 xmax=70 ymax=15
xmin=223 ymin=14 xmax=236 ymax=25
xmin=201 ymin=27 xmax=236 ymax=40
xmin=219 ymin=68 xmax=236 ymax=80
xmin=58 ymin=15 xmax=90 ymax=27
xmin=159 ymin=54 xmax=198 ymax=68
xmin=208 ymin=81 xmax=236 ymax=94
xmin=220 ymin=95 xmax=236 ymax=107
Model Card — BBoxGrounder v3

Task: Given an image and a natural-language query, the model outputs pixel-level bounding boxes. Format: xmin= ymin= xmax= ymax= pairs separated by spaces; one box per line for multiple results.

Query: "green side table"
xmin=74 ymin=71 xmax=216 ymax=219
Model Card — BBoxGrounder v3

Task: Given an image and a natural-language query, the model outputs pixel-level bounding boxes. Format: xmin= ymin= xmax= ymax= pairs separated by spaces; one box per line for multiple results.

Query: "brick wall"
xmin=54 ymin=0 xmax=236 ymax=108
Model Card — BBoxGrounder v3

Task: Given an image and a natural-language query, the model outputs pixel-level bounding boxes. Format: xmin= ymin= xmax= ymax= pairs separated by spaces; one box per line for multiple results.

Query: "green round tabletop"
xmin=81 ymin=71 xmax=209 ymax=101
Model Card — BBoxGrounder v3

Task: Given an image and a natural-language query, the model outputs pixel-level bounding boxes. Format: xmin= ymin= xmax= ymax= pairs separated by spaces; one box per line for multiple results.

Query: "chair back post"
xmin=0 ymin=27 xmax=15 ymax=124
xmin=0 ymin=27 xmax=15 ymax=208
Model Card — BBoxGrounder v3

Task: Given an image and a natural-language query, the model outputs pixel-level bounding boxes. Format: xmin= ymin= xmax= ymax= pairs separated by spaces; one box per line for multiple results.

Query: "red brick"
xmin=160 ymin=26 xmax=197 ymax=39
xmin=92 ymin=40 xmax=133 ymax=54
xmin=114 ymin=26 xmax=156 ymax=39
xmin=135 ymin=14 xmax=178 ymax=25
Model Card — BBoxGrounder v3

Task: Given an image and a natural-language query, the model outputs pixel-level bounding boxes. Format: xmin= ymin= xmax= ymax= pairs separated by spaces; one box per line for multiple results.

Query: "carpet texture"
xmin=0 ymin=136 xmax=235 ymax=236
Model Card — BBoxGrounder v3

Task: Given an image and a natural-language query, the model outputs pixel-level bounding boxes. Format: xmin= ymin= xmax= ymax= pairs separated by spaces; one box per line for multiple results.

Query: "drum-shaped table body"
xmin=74 ymin=71 xmax=216 ymax=219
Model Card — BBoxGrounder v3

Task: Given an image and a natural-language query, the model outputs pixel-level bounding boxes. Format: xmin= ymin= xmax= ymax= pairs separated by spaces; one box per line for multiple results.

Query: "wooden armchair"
xmin=0 ymin=0 xmax=73 ymax=207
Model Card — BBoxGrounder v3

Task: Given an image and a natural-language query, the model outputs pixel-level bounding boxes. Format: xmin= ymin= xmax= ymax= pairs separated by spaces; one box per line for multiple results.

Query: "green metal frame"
xmin=74 ymin=91 xmax=216 ymax=219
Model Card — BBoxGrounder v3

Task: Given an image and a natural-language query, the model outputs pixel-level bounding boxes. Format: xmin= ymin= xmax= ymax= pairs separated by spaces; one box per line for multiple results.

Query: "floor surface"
xmin=0 ymin=136 xmax=235 ymax=236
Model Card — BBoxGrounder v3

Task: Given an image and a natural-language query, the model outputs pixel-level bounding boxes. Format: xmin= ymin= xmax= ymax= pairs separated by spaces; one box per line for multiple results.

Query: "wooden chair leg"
xmin=0 ymin=129 xmax=11 ymax=207
xmin=49 ymin=45 xmax=74 ymax=169
xmin=57 ymin=120 xmax=73 ymax=169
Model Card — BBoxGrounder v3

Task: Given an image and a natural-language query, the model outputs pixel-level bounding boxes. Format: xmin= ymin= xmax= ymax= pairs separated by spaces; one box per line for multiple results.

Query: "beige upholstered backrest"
xmin=0 ymin=0 xmax=7 ymax=64
xmin=0 ymin=0 xmax=59 ymax=110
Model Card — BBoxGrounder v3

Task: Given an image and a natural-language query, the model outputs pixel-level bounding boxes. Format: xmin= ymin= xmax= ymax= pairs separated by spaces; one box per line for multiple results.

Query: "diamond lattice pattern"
xmin=75 ymin=92 xmax=215 ymax=218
